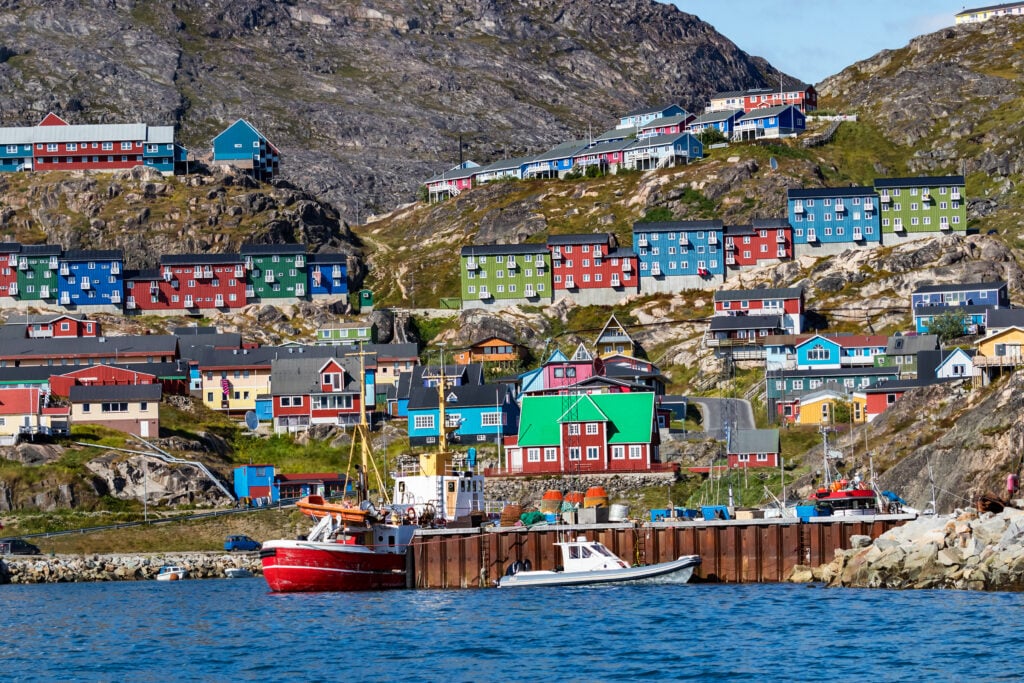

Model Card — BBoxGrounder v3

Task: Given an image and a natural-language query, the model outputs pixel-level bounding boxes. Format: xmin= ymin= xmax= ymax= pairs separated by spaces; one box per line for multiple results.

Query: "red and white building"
xmin=712 ymin=286 xmax=805 ymax=335
xmin=548 ymin=233 xmax=639 ymax=305
xmin=270 ymin=355 xmax=363 ymax=434
xmin=4 ymin=313 xmax=100 ymax=338
xmin=724 ymin=218 xmax=792 ymax=269
xmin=49 ymin=364 xmax=159 ymax=398
xmin=726 ymin=429 xmax=781 ymax=468
xmin=125 ymin=254 xmax=247 ymax=313
xmin=708 ymin=85 xmax=817 ymax=114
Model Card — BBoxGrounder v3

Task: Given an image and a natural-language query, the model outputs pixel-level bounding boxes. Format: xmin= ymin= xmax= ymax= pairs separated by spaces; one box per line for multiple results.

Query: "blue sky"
xmin=669 ymin=1 xmax=970 ymax=84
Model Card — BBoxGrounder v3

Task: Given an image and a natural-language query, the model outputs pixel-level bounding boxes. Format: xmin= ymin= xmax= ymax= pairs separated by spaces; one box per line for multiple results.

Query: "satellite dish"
xmin=769 ymin=157 xmax=778 ymax=171
xmin=244 ymin=411 xmax=258 ymax=431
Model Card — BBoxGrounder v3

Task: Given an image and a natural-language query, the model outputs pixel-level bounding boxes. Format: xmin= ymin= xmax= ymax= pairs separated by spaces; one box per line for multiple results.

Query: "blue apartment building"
xmin=57 ymin=249 xmax=125 ymax=309
xmin=787 ymin=187 xmax=880 ymax=248
xmin=633 ymin=220 xmax=724 ymax=291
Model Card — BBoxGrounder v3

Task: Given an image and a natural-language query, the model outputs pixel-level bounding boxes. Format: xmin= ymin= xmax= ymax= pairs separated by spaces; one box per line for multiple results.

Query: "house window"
xmin=568 ymin=423 xmax=580 ymax=435
xmin=527 ymin=448 xmax=541 ymax=463
xmin=413 ymin=415 xmax=435 ymax=430
xmin=586 ymin=446 xmax=600 ymax=461
xmin=586 ymin=423 xmax=599 ymax=435
xmin=807 ymin=345 xmax=830 ymax=361
xmin=792 ymin=380 xmax=804 ymax=390
xmin=568 ymin=447 xmax=581 ymax=461
xmin=628 ymin=445 xmax=643 ymax=460
xmin=544 ymin=447 xmax=558 ymax=462
xmin=612 ymin=445 xmax=625 ymax=460
xmin=481 ymin=412 xmax=502 ymax=427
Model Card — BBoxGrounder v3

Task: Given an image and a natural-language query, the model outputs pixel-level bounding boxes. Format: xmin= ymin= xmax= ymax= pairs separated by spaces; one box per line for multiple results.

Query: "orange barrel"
xmin=584 ymin=486 xmax=609 ymax=509
xmin=564 ymin=491 xmax=585 ymax=507
xmin=540 ymin=490 xmax=564 ymax=514
xmin=500 ymin=504 xmax=523 ymax=526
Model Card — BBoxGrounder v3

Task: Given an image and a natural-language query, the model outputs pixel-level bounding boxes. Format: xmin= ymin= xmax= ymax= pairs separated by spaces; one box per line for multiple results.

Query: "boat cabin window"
xmin=593 ymin=545 xmax=615 ymax=557
xmin=569 ymin=546 xmax=580 ymax=559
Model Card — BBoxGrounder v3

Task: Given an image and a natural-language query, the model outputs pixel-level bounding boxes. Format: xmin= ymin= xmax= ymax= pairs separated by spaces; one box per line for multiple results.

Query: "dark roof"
xmin=161 ymin=253 xmax=243 ymax=265
xmin=689 ymin=109 xmax=744 ymax=125
xmin=633 ymin=220 xmax=723 ymax=233
xmin=69 ymin=383 xmax=162 ymax=402
xmin=986 ymin=308 xmax=1024 ymax=329
xmin=0 ymin=243 xmax=21 ymax=254
xmin=863 ymin=378 xmax=952 ymax=394
xmin=19 ymin=244 xmax=62 ymax=256
xmin=270 ymin=355 xmax=361 ymax=396
xmin=573 ymin=139 xmax=635 ymax=156
xmin=307 ymin=252 xmax=347 ymax=265
xmin=531 ymin=140 xmax=589 ymax=162
xmin=725 ymin=224 xmax=755 ymax=236
xmin=787 ymin=187 xmax=878 ymax=199
xmin=623 ymin=102 xmax=681 ymax=117
xmin=752 ymin=218 xmax=791 ymax=230
xmin=637 ymin=113 xmax=691 ymax=130
xmin=729 ymin=429 xmax=780 ymax=455
xmin=0 ymin=366 xmax=57 ymax=383
xmin=708 ymin=315 xmax=783 ymax=332
xmin=0 ymin=335 xmax=179 ymax=360
xmin=956 ymin=2 xmax=1024 ymax=15
xmin=172 ymin=326 xmax=220 ymax=336
xmin=5 ymin=313 xmax=89 ymax=325
xmin=885 ymin=334 xmax=939 ymax=354
xmin=912 ymin=281 xmax=1006 ymax=295
xmin=630 ymin=132 xmax=697 ymax=149
xmin=407 ymin=383 xmax=507 ymax=410
xmin=178 ymin=333 xmax=243 ymax=355
xmin=547 ymin=233 xmax=614 ymax=247
xmin=779 ymin=366 xmax=898 ymax=379
xmin=714 ymin=287 xmax=803 ymax=302
xmin=607 ymin=247 xmax=636 ymax=259
xmin=912 ymin=304 xmax=1000 ymax=315
xmin=240 ymin=243 xmax=307 ymax=256
xmin=737 ymin=105 xmax=798 ymax=119
xmin=874 ymin=176 xmax=965 ymax=189
xmin=61 ymin=249 xmax=123 ymax=261
xmin=123 ymin=268 xmax=162 ymax=281
xmin=459 ymin=243 xmax=549 ymax=256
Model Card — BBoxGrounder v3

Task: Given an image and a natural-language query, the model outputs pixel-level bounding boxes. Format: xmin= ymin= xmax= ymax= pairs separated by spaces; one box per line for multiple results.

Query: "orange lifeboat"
xmin=296 ymin=495 xmax=370 ymax=524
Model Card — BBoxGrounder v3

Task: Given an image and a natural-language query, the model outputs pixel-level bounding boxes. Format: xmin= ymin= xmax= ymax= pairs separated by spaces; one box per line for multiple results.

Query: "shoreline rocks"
xmin=1 ymin=552 xmax=262 ymax=584
xmin=789 ymin=508 xmax=1024 ymax=590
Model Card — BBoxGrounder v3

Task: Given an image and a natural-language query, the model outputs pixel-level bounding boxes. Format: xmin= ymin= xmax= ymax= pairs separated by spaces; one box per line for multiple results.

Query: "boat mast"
xmin=347 ymin=345 xmax=388 ymax=504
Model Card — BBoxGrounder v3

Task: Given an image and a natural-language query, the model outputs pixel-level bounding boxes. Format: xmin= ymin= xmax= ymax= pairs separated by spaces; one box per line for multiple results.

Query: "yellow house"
xmin=196 ymin=347 xmax=276 ymax=414
xmin=594 ymin=314 xmax=637 ymax=358
xmin=974 ymin=326 xmax=1024 ymax=383
xmin=851 ymin=392 xmax=868 ymax=424
xmin=69 ymin=384 xmax=161 ymax=438
xmin=955 ymin=3 xmax=1024 ymax=24
xmin=797 ymin=389 xmax=850 ymax=426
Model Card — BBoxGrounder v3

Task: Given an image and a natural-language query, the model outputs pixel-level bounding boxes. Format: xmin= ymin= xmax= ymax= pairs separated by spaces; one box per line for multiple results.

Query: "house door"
xmin=140 ymin=420 xmax=150 ymax=438
xmin=511 ymin=449 xmax=523 ymax=473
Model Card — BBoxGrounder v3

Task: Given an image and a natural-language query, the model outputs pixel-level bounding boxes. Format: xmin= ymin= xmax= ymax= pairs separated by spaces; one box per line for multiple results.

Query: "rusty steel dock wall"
xmin=410 ymin=515 xmax=912 ymax=589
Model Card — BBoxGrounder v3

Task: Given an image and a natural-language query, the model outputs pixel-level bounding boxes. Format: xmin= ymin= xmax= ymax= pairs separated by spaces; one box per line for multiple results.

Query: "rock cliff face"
xmin=0 ymin=0 xmax=791 ymax=221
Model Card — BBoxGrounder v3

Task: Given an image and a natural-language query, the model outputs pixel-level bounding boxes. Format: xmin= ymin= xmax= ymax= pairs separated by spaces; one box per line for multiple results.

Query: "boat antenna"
xmin=346 ymin=345 xmax=390 ymax=505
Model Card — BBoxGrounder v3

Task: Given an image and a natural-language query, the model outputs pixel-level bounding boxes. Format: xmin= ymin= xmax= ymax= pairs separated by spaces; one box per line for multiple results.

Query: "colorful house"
xmin=787 ymin=187 xmax=880 ymax=249
xmin=705 ymin=315 xmax=785 ymax=356
xmin=270 ymin=355 xmax=363 ymax=434
xmin=316 ymin=321 xmax=376 ymax=345
xmin=634 ymin=220 xmax=725 ymax=291
xmin=155 ymin=253 xmax=247 ymax=311
xmin=875 ymin=176 xmax=966 ymax=236
xmin=424 ymin=161 xmax=480 ymax=202
xmin=713 ymin=286 xmax=805 ymax=334
xmin=233 ymin=464 xmax=279 ymax=504
xmin=13 ymin=244 xmax=61 ymax=302
xmin=955 ymin=3 xmax=1024 ymax=24
xmin=56 ymin=249 xmax=124 ymax=309
xmin=0 ymin=387 xmax=67 ymax=445
xmin=48 ymin=364 xmax=159 ymax=397
xmin=935 ymin=347 xmax=977 ymax=380
xmin=733 ymin=105 xmax=806 ymax=141
xmin=724 ymin=219 xmax=792 ymax=269
xmin=242 ymin=243 xmax=308 ymax=301
xmin=4 ymin=313 xmax=100 ymax=339
xmin=68 ymin=383 xmax=162 ymax=437
xmin=504 ymin=392 xmax=660 ymax=475
xmin=571 ymin=140 xmax=634 ymax=175
xmin=473 ymin=155 xmax=535 ymax=184
xmin=974 ymin=326 xmax=1024 ymax=382
xmin=622 ymin=132 xmax=702 ymax=170
xmin=594 ymin=315 xmax=637 ymax=358
xmin=637 ymin=113 xmax=694 ymax=140
xmin=548 ymin=233 xmax=638 ymax=304
xmin=708 ymin=85 xmax=818 ymax=114
xmin=911 ymin=281 xmax=1008 ymax=309
xmin=192 ymin=346 xmax=278 ymax=414
xmin=306 ymin=252 xmax=348 ymax=299
xmin=0 ymin=243 xmax=21 ymax=296
xmin=451 ymin=337 xmax=529 ymax=368
xmin=618 ymin=103 xmax=687 ymax=130
xmin=767 ymin=366 xmax=899 ymax=404
xmin=460 ymin=243 xmax=552 ymax=309
xmin=521 ymin=140 xmax=588 ymax=179
xmin=795 ymin=389 xmax=851 ymax=426
xmin=686 ymin=109 xmax=745 ymax=137
xmin=913 ymin=305 xmax=991 ymax=336
xmin=795 ymin=334 xmax=888 ymax=370
xmin=211 ymin=119 xmax=280 ymax=181
xmin=875 ymin=334 xmax=940 ymax=377
xmin=727 ymin=429 xmax=781 ymax=468
xmin=406 ymin=383 xmax=518 ymax=446
xmin=0 ymin=334 xmax=179 ymax=368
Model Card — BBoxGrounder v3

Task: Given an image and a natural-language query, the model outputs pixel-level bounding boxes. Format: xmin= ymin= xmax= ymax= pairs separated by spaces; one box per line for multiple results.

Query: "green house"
xmin=242 ymin=244 xmax=308 ymax=301
xmin=316 ymin=321 xmax=377 ymax=345
xmin=459 ymin=244 xmax=552 ymax=309
xmin=874 ymin=175 xmax=966 ymax=235
xmin=15 ymin=244 xmax=61 ymax=301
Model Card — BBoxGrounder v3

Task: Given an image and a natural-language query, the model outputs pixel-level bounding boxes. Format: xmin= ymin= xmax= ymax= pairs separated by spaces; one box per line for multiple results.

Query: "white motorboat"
xmin=155 ymin=565 xmax=187 ymax=581
xmin=497 ymin=535 xmax=701 ymax=588
xmin=224 ymin=567 xmax=253 ymax=579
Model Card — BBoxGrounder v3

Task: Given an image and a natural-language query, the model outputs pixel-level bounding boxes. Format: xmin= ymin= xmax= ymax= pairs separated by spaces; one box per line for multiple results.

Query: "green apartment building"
xmin=875 ymin=175 xmax=966 ymax=236
xmin=317 ymin=321 xmax=377 ymax=345
xmin=459 ymin=243 xmax=553 ymax=309
xmin=15 ymin=244 xmax=61 ymax=302
xmin=241 ymin=244 xmax=308 ymax=301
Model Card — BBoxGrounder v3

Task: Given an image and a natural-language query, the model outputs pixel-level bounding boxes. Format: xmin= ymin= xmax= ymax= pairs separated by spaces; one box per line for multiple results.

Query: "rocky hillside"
xmin=0 ymin=0 xmax=792 ymax=221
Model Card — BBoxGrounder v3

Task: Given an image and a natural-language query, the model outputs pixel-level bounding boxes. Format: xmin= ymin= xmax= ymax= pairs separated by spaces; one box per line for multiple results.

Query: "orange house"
xmin=452 ymin=337 xmax=529 ymax=367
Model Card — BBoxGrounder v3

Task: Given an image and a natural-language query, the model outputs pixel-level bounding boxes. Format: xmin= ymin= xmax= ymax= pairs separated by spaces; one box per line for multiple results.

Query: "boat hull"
xmin=498 ymin=555 xmax=701 ymax=588
xmin=260 ymin=540 xmax=408 ymax=592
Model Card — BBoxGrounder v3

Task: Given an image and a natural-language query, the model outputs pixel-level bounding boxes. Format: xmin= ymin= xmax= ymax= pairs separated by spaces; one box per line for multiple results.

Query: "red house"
xmin=126 ymin=254 xmax=247 ymax=312
xmin=708 ymin=85 xmax=818 ymax=114
xmin=0 ymin=243 xmax=20 ymax=297
xmin=49 ymin=364 xmax=158 ymax=398
xmin=724 ymin=219 xmax=791 ymax=268
xmin=5 ymin=313 xmax=100 ymax=339
xmin=270 ymin=355 xmax=363 ymax=434
xmin=712 ymin=286 xmax=805 ymax=334
xmin=548 ymin=233 xmax=638 ymax=298
xmin=726 ymin=429 xmax=781 ymax=468
xmin=636 ymin=112 xmax=694 ymax=139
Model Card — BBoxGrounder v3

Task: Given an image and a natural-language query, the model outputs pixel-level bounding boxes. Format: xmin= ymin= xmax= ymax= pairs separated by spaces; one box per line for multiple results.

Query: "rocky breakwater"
xmin=1 ymin=552 xmax=262 ymax=584
xmin=789 ymin=508 xmax=1024 ymax=590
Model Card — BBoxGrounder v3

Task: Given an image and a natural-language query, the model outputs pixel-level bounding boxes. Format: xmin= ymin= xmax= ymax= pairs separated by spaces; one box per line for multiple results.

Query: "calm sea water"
xmin=1 ymin=579 xmax=1021 ymax=682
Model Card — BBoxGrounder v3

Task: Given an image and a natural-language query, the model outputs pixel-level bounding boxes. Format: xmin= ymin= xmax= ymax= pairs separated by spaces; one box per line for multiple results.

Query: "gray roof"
xmin=752 ymin=218 xmax=791 ymax=230
xmin=708 ymin=315 xmax=783 ymax=332
xmin=547 ymin=233 xmax=614 ymax=247
xmin=62 ymin=249 xmax=123 ymax=261
xmin=885 ymin=334 xmax=939 ymax=355
xmin=172 ymin=326 xmax=220 ymax=336
xmin=476 ymin=154 xmax=538 ymax=174
xmin=637 ymin=113 xmax=692 ymax=130
xmin=240 ymin=243 xmax=306 ymax=256
xmin=986 ymin=308 xmax=1024 ymax=329
xmin=737 ymin=105 xmax=799 ymax=120
xmin=729 ymin=429 xmax=780 ymax=455
xmin=407 ymin=382 xmax=507 ymax=410
xmin=161 ymin=253 xmax=243 ymax=265
xmin=0 ymin=122 xmax=155 ymax=145
xmin=188 ymin=345 xmax=353 ymax=369
xmin=595 ymin=126 xmax=637 ymax=143
xmin=874 ymin=175 xmax=965 ymax=189
xmin=573 ymin=139 xmax=636 ymax=156
xmin=779 ymin=366 xmax=898 ymax=379
xmin=529 ymin=140 xmax=589 ymax=163
xmin=787 ymin=186 xmax=878 ymax=200
xmin=714 ymin=287 xmax=803 ymax=302
xmin=425 ymin=161 xmax=481 ymax=184
xmin=912 ymin=304 xmax=999 ymax=316
xmin=688 ymin=109 xmax=744 ymax=125
xmin=630 ymin=132 xmax=697 ymax=150
xmin=0 ymin=335 xmax=179 ymax=360
xmin=633 ymin=220 xmax=723 ymax=233
xmin=912 ymin=281 xmax=1006 ymax=295
xmin=460 ymin=243 xmax=549 ymax=256
xmin=270 ymin=355 xmax=361 ymax=396
xmin=5 ymin=313 xmax=90 ymax=325
xmin=623 ymin=103 xmax=682 ymax=117
xmin=19 ymin=244 xmax=61 ymax=256
xmin=69 ymin=383 xmax=162 ymax=402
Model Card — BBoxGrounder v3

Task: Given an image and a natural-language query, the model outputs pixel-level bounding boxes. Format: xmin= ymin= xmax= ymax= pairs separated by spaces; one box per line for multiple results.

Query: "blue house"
xmin=633 ymin=220 xmax=724 ymax=290
xmin=212 ymin=119 xmax=279 ymax=181
xmin=913 ymin=305 xmax=992 ymax=335
xmin=521 ymin=140 xmax=588 ymax=179
xmin=233 ymin=464 xmax=279 ymax=504
xmin=142 ymin=126 xmax=187 ymax=174
xmin=406 ymin=383 xmax=519 ymax=446
xmin=911 ymin=281 xmax=1009 ymax=309
xmin=0 ymin=140 xmax=33 ymax=172
xmin=734 ymin=105 xmax=806 ymax=141
xmin=57 ymin=249 xmax=124 ymax=309
xmin=618 ymin=103 xmax=686 ymax=130
xmin=474 ymin=154 xmax=535 ymax=184
xmin=307 ymin=252 xmax=348 ymax=299
xmin=766 ymin=366 xmax=899 ymax=401
xmin=623 ymin=133 xmax=703 ymax=171
xmin=686 ymin=109 xmax=745 ymax=137
xmin=787 ymin=187 xmax=880 ymax=246
xmin=795 ymin=334 xmax=888 ymax=370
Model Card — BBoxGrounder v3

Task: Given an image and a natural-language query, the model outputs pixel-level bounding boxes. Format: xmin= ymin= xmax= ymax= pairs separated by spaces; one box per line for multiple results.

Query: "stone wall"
xmin=1 ymin=552 xmax=261 ymax=584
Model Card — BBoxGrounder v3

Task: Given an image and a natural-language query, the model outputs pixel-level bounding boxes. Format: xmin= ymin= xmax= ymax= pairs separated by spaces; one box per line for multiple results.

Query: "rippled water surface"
xmin=2 ymin=579 xmax=1022 ymax=681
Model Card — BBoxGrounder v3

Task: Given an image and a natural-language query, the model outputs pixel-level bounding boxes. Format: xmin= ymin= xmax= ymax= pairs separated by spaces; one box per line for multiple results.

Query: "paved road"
xmin=691 ymin=397 xmax=755 ymax=440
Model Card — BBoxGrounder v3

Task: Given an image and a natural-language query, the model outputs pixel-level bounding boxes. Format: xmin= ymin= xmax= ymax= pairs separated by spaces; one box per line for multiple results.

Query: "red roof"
xmin=0 ymin=388 xmax=40 ymax=416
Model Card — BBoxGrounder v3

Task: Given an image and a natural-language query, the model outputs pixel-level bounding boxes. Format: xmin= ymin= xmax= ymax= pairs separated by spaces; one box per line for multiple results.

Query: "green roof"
xmin=517 ymin=393 xmax=655 ymax=447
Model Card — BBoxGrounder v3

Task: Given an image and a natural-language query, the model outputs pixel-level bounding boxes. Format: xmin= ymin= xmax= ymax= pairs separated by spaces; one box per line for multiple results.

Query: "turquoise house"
xmin=212 ymin=119 xmax=280 ymax=181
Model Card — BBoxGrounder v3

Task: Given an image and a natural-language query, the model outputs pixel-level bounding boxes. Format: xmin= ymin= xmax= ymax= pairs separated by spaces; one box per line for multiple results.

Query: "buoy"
xmin=564 ymin=491 xmax=585 ymax=507
xmin=540 ymin=490 xmax=564 ymax=514
xmin=584 ymin=486 xmax=609 ymax=509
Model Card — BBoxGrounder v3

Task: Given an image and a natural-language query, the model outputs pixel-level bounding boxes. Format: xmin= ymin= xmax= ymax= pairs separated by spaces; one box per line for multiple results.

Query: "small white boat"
xmin=497 ymin=535 xmax=701 ymax=588
xmin=224 ymin=567 xmax=253 ymax=579
xmin=156 ymin=565 xmax=187 ymax=581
